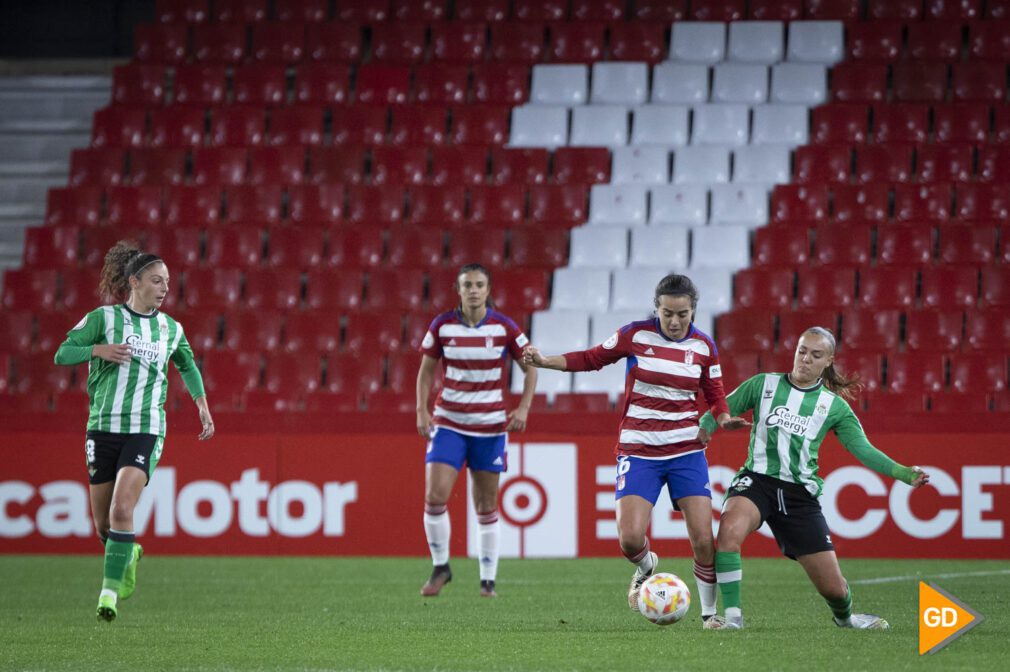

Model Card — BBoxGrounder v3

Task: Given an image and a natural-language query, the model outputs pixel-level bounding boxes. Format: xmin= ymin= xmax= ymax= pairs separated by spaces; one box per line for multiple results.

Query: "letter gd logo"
xmin=919 ymin=582 xmax=984 ymax=655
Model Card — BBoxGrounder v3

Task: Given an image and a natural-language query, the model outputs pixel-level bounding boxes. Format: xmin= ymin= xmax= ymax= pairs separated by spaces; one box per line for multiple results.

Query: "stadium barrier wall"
xmin=2 ymin=422 xmax=1007 ymax=559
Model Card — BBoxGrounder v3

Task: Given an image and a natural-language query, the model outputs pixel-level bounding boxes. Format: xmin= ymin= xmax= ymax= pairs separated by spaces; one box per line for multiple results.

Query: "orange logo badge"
xmin=919 ymin=582 xmax=984 ymax=655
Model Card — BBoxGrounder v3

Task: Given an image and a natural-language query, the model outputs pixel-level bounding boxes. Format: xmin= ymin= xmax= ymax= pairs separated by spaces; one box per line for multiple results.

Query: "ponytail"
xmin=98 ymin=240 xmax=161 ymax=303
xmin=803 ymin=326 xmax=863 ymax=401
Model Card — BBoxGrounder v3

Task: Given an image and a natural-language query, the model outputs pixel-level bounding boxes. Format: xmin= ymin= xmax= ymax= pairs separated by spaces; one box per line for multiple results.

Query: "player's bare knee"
xmin=108 ymin=500 xmax=135 ymax=529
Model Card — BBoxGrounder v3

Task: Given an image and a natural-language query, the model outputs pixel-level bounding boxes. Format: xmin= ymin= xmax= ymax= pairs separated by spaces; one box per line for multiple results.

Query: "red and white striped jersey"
xmin=563 ymin=319 xmax=730 ymax=459
xmin=420 ymin=308 xmax=529 ymax=436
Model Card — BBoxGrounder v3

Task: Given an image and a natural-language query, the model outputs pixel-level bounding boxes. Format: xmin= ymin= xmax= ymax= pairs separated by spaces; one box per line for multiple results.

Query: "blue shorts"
xmin=614 ymin=451 xmax=712 ymax=510
xmin=425 ymin=426 xmax=508 ymax=473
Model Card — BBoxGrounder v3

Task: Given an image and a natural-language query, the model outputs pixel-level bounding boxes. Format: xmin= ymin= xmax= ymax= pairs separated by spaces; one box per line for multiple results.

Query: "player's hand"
xmin=93 ymin=343 xmax=132 ymax=365
xmin=910 ymin=466 xmax=930 ymax=489
xmin=506 ymin=406 xmax=529 ymax=432
xmin=522 ymin=345 xmax=544 ymax=367
xmin=717 ymin=413 xmax=751 ymax=431
xmin=417 ymin=409 xmax=433 ymax=438
xmin=198 ymin=406 xmax=215 ymax=440
xmin=697 ymin=427 xmax=711 ymax=445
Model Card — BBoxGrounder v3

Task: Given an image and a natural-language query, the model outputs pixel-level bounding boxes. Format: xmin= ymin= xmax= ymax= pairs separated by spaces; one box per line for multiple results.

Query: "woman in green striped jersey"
xmin=696 ymin=327 xmax=929 ymax=631
xmin=55 ymin=241 xmax=214 ymax=622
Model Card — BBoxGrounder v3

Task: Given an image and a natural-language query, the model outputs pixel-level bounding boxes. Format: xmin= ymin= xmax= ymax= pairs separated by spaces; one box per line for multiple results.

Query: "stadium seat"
xmin=893 ymin=183 xmax=952 ymax=222
xmin=262 ymin=352 xmax=322 ymax=397
xmin=769 ymin=184 xmax=828 ymax=224
xmin=669 ymin=21 xmax=725 ymax=63
xmin=938 ymin=227 xmax=996 ymax=266
xmin=509 ymin=229 xmax=568 ymax=268
xmin=370 ymin=146 xmax=428 ymax=185
xmin=405 ymin=184 xmax=466 ymax=225
xmin=30 ymin=312 xmax=69 ymax=355
xmin=949 ymin=352 xmax=1008 ymax=393
xmin=293 ymin=63 xmax=350 ymax=105
xmin=530 ymin=309 xmax=591 ymax=354
xmin=143 ymin=227 xmax=203 ymax=268
xmin=589 ymin=310 xmax=650 ymax=345
xmin=490 ymin=148 xmax=549 ymax=186
xmin=733 ymin=145 xmax=791 ymax=185
xmin=386 ymin=225 xmax=444 ymax=267
xmin=572 ymin=365 xmax=626 ymax=400
xmin=389 ymin=105 xmax=448 ymax=145
xmin=872 ymin=104 xmax=929 ymax=144
xmin=965 ymin=310 xmax=1010 ymax=351
xmin=905 ymin=310 xmax=963 ymax=351
xmin=172 ymin=65 xmax=227 ymax=105
xmin=432 ymin=146 xmax=488 ymax=186
xmin=611 ymin=147 xmax=669 ymax=184
xmin=370 ymin=21 xmax=426 ymax=64
xmin=855 ymin=144 xmax=914 ymax=184
xmin=148 ymin=107 xmax=205 ymax=148
xmin=449 ymin=105 xmax=509 ymax=145
xmin=588 ymin=184 xmax=648 ymax=225
xmin=591 ymin=63 xmax=649 ymax=105
xmin=715 ymin=308 xmax=776 ymax=352
xmin=429 ymin=20 xmax=486 ymax=63
xmin=69 ymin=148 xmax=125 ymax=187
xmin=191 ymin=23 xmax=246 ymax=64
xmin=629 ymin=227 xmax=689 ymax=269
xmin=343 ymin=311 xmax=406 ymax=355
xmin=751 ymin=104 xmax=809 ymax=145
xmin=651 ymin=63 xmax=710 ymax=104
xmin=355 ymin=64 xmax=411 ymax=105
xmin=163 ymin=186 xmax=222 ymax=227
xmin=4 ymin=269 xmax=59 ymax=312
xmin=112 ymin=64 xmax=165 ymax=106
xmin=933 ymin=103 xmax=990 ymax=144
xmin=569 ymin=106 xmax=630 ymax=147
xmin=22 ymin=226 xmax=79 ymax=268
xmin=472 ymin=64 xmax=530 ymax=105
xmin=508 ymin=105 xmax=568 ymax=148
xmin=128 ymin=148 xmax=187 ymax=186
xmin=304 ymin=270 xmax=363 ymax=311
xmin=282 ymin=312 xmax=342 ymax=355
xmin=305 ymin=22 xmax=363 ymax=62
xmin=952 ymin=63 xmax=1006 ymax=103
xmin=813 ymin=224 xmax=871 ymax=266
xmin=366 ymin=270 xmax=427 ymax=312
xmin=345 ymin=185 xmax=404 ymax=224
xmin=691 ymin=226 xmax=750 ymax=269
xmin=673 ymin=146 xmax=730 ymax=184
xmin=467 ymin=184 xmax=526 ymax=226
xmin=954 ymin=184 xmax=1010 ymax=221
xmin=191 ymin=147 xmax=247 ymax=186
xmin=831 ymin=183 xmax=889 ymax=223
xmin=968 ymin=20 xmax=1010 ymax=60
xmin=550 ymin=268 xmax=611 ymax=312
xmin=45 ymin=187 xmax=102 ymax=227
xmin=243 ymin=269 xmax=303 ymax=311
xmin=527 ymin=184 xmax=589 ymax=225
xmin=692 ymin=104 xmax=750 ymax=145
xmin=921 ymin=267 xmax=979 ymax=310
xmin=214 ymin=0 xmax=266 ymax=21
xmin=830 ymin=63 xmax=887 ymax=103
xmin=727 ymin=21 xmax=783 ymax=64
xmin=251 ymin=22 xmax=306 ymax=64
xmin=269 ymin=106 xmax=325 ymax=146
xmin=446 ymin=229 xmax=507 ymax=268
xmin=413 ymin=64 xmax=468 ymax=105
xmin=247 ymin=147 xmax=305 ymax=185
xmin=845 ymin=20 xmax=902 ymax=62
xmin=327 ymin=229 xmax=384 ymax=268
xmin=788 ymin=20 xmax=844 ymax=63
xmin=203 ymin=227 xmax=263 ymax=267
xmin=770 ymin=63 xmax=826 ymax=104
xmin=308 ymin=146 xmax=367 ymax=184
xmin=232 ymin=65 xmax=287 ymax=105
xmin=134 ymin=22 xmax=189 ymax=65
xmin=530 ymin=64 xmax=588 ymax=105
xmin=876 ymin=225 xmax=933 ymax=266
xmin=568 ymin=226 xmax=628 ymax=268
xmin=886 ymin=352 xmax=946 ymax=395
xmin=649 ymin=184 xmax=708 ymax=226
xmin=490 ymin=268 xmax=551 ymax=313
xmin=839 ymin=309 xmax=901 ymax=351
xmin=58 ymin=268 xmax=103 ymax=312
xmin=91 ymin=107 xmax=146 ymax=148
xmin=489 ymin=22 xmax=545 ymax=64
xmin=794 ymin=144 xmax=851 ymax=183
xmin=796 ymin=267 xmax=856 ymax=309
xmin=208 ymin=106 xmax=267 ymax=147
xmin=630 ymin=105 xmax=689 ymax=146
xmin=552 ymin=147 xmax=611 ymax=185
xmin=810 ymin=104 xmax=868 ymax=144
xmin=546 ymin=22 xmax=606 ymax=63
xmin=609 ymin=22 xmax=666 ymax=63
xmin=980 ymin=267 xmax=1010 ymax=308
xmin=835 ymin=349 xmax=883 ymax=392
xmin=11 ymin=353 xmax=73 ymax=394
xmin=915 ymin=146 xmax=974 ymax=185
xmin=734 ymin=268 xmax=794 ymax=310
xmin=710 ymin=184 xmax=769 ymax=227
xmin=906 ymin=20 xmax=963 ymax=62
xmin=930 ymin=392 xmax=993 ymax=414
xmin=200 ymin=350 xmax=262 ymax=409
xmin=892 ymin=62 xmax=948 ymax=103
xmin=978 ymin=147 xmax=1010 ymax=183
xmin=265 ymin=228 xmax=324 ymax=269
xmin=776 ymin=309 xmax=838 ymax=351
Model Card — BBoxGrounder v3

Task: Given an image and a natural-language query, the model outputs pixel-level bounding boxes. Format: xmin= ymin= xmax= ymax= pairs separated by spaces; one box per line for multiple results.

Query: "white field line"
xmin=850 ymin=569 xmax=1010 ymax=585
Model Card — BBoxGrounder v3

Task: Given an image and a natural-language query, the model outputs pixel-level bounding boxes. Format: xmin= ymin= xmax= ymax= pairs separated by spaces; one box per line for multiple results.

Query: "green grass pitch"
xmin=2 ymin=555 xmax=1006 ymax=671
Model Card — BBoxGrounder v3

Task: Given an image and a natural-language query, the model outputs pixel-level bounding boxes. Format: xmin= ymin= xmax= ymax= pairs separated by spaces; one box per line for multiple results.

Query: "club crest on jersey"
xmin=684 ymin=350 xmax=694 ymax=365
xmin=617 ymin=475 xmax=626 ymax=491
xmin=516 ymin=333 xmax=529 ymax=348
xmin=486 ymin=335 xmax=494 ymax=349
xmin=815 ymin=402 xmax=829 ymax=415
xmin=732 ymin=476 xmax=752 ymax=491
xmin=602 ymin=332 xmax=619 ymax=350
xmin=72 ymin=316 xmax=87 ymax=331
xmin=421 ymin=331 xmax=434 ymax=349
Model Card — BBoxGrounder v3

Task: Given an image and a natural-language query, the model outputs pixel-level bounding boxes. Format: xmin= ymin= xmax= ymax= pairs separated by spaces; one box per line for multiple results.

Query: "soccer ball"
xmin=637 ymin=573 xmax=691 ymax=626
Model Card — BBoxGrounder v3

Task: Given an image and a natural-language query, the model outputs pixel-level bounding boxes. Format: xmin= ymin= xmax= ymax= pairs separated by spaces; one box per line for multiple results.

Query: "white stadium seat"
xmin=686 ymin=267 xmax=734 ymax=314
xmin=508 ymin=105 xmax=568 ymax=147
xmin=569 ymin=105 xmax=629 ymax=147
xmin=629 ymin=226 xmax=689 ymax=269
xmin=530 ymin=64 xmax=589 ymax=105
xmin=589 ymin=184 xmax=648 ymax=225
xmin=787 ymin=21 xmax=844 ymax=64
xmin=770 ymin=63 xmax=827 ymax=105
xmin=611 ymin=267 xmax=673 ymax=311
xmin=649 ymin=184 xmax=708 ymax=226
xmin=590 ymin=309 xmax=652 ymax=344
xmin=672 ymin=146 xmax=730 ymax=184
xmin=569 ymin=226 xmax=629 ymax=268
xmin=711 ymin=64 xmax=769 ymax=104
xmin=733 ymin=145 xmax=791 ymax=185
xmin=591 ymin=62 xmax=649 ymax=105
xmin=691 ymin=104 xmax=750 ymax=146
xmin=691 ymin=310 xmax=715 ymax=336
xmin=689 ymin=225 xmax=750 ymax=269
xmin=709 ymin=184 xmax=769 ymax=227
xmin=512 ymin=361 xmax=572 ymax=398
xmin=530 ymin=309 xmax=590 ymax=352
xmin=751 ymin=104 xmax=809 ymax=145
xmin=573 ymin=366 xmax=627 ymax=400
xmin=651 ymin=63 xmax=710 ymax=104
xmin=551 ymin=267 xmax=612 ymax=312
xmin=630 ymin=105 xmax=689 ymax=146
xmin=670 ymin=22 xmax=726 ymax=63
xmin=611 ymin=146 xmax=670 ymax=184
xmin=728 ymin=21 xmax=784 ymax=64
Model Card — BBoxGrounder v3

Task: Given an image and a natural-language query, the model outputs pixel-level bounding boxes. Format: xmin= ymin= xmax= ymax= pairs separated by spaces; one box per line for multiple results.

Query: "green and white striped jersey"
xmin=701 ymin=373 xmax=910 ymax=497
xmin=55 ymin=304 xmax=204 ymax=437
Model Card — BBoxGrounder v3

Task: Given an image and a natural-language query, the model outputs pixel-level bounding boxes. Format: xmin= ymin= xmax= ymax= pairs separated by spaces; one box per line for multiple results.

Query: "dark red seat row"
xmin=832 ymin=61 xmax=1010 ymax=103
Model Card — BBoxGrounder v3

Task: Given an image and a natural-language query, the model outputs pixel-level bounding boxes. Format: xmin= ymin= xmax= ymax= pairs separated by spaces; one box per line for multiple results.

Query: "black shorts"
xmin=725 ymin=469 xmax=834 ymax=560
xmin=84 ymin=431 xmax=163 ymax=485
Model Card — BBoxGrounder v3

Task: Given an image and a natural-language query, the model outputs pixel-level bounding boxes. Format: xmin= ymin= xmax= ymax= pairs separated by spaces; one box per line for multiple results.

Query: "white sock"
xmin=423 ymin=505 xmax=450 ymax=566
xmin=726 ymin=606 xmax=742 ymax=621
xmin=477 ymin=510 xmax=499 ymax=582
xmin=694 ymin=561 xmax=717 ymax=617
xmin=100 ymin=588 xmax=118 ymax=601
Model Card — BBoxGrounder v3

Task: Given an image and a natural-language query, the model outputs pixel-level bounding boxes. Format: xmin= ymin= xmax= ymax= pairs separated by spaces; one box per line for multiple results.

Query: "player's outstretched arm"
xmin=522 ymin=345 xmax=567 ymax=371
xmin=195 ymin=396 xmax=214 ymax=440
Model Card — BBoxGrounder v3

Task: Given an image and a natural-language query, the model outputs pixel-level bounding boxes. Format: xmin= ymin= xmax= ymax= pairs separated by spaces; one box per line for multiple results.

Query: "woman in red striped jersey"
xmin=524 ymin=274 xmax=749 ymax=624
xmin=415 ymin=263 xmax=538 ymax=599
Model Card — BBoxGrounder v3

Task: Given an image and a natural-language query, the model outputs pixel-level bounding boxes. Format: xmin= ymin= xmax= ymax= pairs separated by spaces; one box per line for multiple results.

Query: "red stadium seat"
xmin=868 ymin=0 xmax=921 ymax=18
xmin=128 ymin=148 xmax=187 ymax=186
xmin=928 ymin=0 xmax=980 ymax=19
xmin=551 ymin=392 xmax=612 ymax=413
xmin=214 ymin=0 xmax=267 ymax=22
xmin=308 ymin=146 xmax=366 ymax=184
xmin=174 ymin=311 xmax=220 ymax=353
xmin=930 ymin=391 xmax=992 ymax=413
xmin=764 ymin=348 xmax=801 ymax=373
xmin=933 ymin=103 xmax=990 ymax=144
xmin=915 ymin=146 xmax=974 ymax=184
xmin=148 ymin=107 xmax=205 ymax=148
xmin=392 ymin=0 xmax=446 ymax=20
xmin=275 ymin=0 xmax=329 ymax=21
xmin=855 ymin=144 xmax=914 ymax=184
xmin=839 ymin=309 xmax=901 ymax=351
xmin=491 ymin=148 xmax=550 ymax=185
xmin=2 ymin=269 xmax=58 ymax=311
xmin=905 ymin=310 xmax=963 ymax=351
xmin=752 ymin=227 xmax=810 ymax=266
xmin=323 ymin=353 xmax=382 ymax=396
xmin=493 ymin=268 xmax=550 ymax=313
xmin=834 ymin=349 xmax=883 ymax=392
xmin=608 ymin=22 xmax=666 ymax=63
xmin=269 ymin=106 xmax=325 ymax=146
xmin=490 ymin=23 xmax=546 ymax=64
xmin=209 ymin=106 xmax=267 ymax=147
xmin=106 ymin=185 xmax=162 ymax=228
xmin=514 ymin=0 xmax=567 ymax=20
xmin=749 ymin=0 xmax=803 ymax=19
xmin=471 ymin=64 xmax=530 ymax=105
xmin=794 ymin=145 xmax=851 ymax=183
xmin=305 ymin=22 xmax=363 ymax=62
xmin=11 ymin=353 xmax=73 ymax=394
xmin=59 ymin=269 xmax=103 ymax=314
xmin=715 ymin=309 xmax=777 ymax=352
xmin=45 ymin=187 xmax=102 ymax=227
xmin=430 ymin=146 xmax=488 ymax=186
xmin=631 ymin=0 xmax=688 ymax=20
xmin=952 ymin=63 xmax=1006 ymax=103
xmin=282 ymin=312 xmax=342 ymax=354
xmin=893 ymin=183 xmax=953 ymax=222
xmin=813 ymin=225 xmax=871 ymax=266
xmin=831 ymin=183 xmax=889 ymax=223
xmin=232 ymin=65 xmax=287 ymax=106
xmin=413 ymin=64 xmax=468 ymax=105
xmin=172 ymin=65 xmax=227 ymax=105
xmin=346 ymin=185 xmax=405 ymax=224
xmin=527 ymin=184 xmax=589 ymax=225
xmin=859 ymin=390 xmax=927 ymax=413
xmin=192 ymin=23 xmax=247 ymax=64
xmin=467 ymin=185 xmax=526 ymax=226
xmin=954 ymin=184 xmax=1010 ymax=221
xmin=797 ymin=267 xmax=857 ymax=309
xmin=405 ymin=184 xmax=466 ymax=225
xmin=810 ymin=104 xmax=869 ymax=144
xmin=0 ymin=311 xmax=35 ymax=355
xmin=968 ymin=20 xmax=1010 ymax=60
xmin=69 ymin=148 xmax=124 ymax=187
xmin=366 ymin=271 xmax=426 ymax=311
xmin=717 ymin=351 xmax=761 ymax=388
xmin=327 ymin=229 xmax=385 ymax=267
xmin=78 ymin=229 xmax=126 ymax=266
xmin=304 ymin=270 xmax=364 ymax=310
xmin=163 ymin=185 xmax=221 ymax=227
xmin=156 ymin=0 xmax=208 ymax=23
xmin=143 ymin=227 xmax=203 ymax=268
xmin=355 ymin=64 xmax=410 ymax=105
xmin=204 ymin=227 xmax=263 ymax=268
xmin=886 ymin=352 xmax=945 ymax=394
xmin=733 ymin=268 xmax=795 ymax=310
xmin=264 ymin=228 xmax=324 ymax=269
xmin=200 ymin=350 xmax=262 ymax=408
xmin=370 ymin=146 xmax=428 ymax=185
xmin=386 ymin=225 xmax=445 ymax=267
xmin=980 ymin=267 xmax=1010 ymax=308
xmin=830 ymin=63 xmax=887 ymax=103
xmin=450 ymin=105 xmax=510 ymax=145
xmin=331 ymin=106 xmax=388 ymax=145
xmin=224 ymin=185 xmax=282 ymax=225
xmin=287 ymin=184 xmax=345 ymax=223
xmin=876 ymin=225 xmax=933 ymax=266
xmin=965 ymin=310 xmax=1010 ymax=351
xmin=251 ymin=22 xmax=306 ymax=64
xmin=429 ymin=21 xmax=487 ymax=63
xmin=907 ymin=21 xmax=963 ymax=62
xmin=191 ymin=147 xmax=247 ymax=186
xmin=858 ymin=267 xmax=918 ymax=309
xmin=547 ymin=22 xmax=606 ymax=63
xmin=370 ymin=22 xmax=427 ymax=64
xmin=978 ymin=147 xmax=1010 ymax=183
xmin=950 ymin=352 xmax=1008 ymax=392
xmin=293 ymin=64 xmax=351 ymax=105
xmin=446 ymin=229 xmax=507 ymax=268
xmin=453 ymin=0 xmax=507 ymax=20
xmin=243 ymin=268 xmax=303 ymax=311
xmin=247 ymin=147 xmax=306 ymax=185
xmin=552 ymin=147 xmax=610 ymax=185
xmin=22 ymin=226 xmax=78 ymax=268
xmin=771 ymin=184 xmax=829 ymax=224
xmin=335 ymin=0 xmax=389 ymax=21
xmin=262 ymin=352 xmax=322 ymax=395
xmin=892 ymin=62 xmax=948 ymax=103
xmin=382 ymin=349 xmax=425 ymax=392
xmin=389 ymin=105 xmax=448 ymax=145
xmin=938 ymin=227 xmax=995 ymax=266
xmin=426 ymin=267 xmax=461 ymax=310
xmin=872 ymin=104 xmax=929 ymax=144
xmin=847 ymin=22 xmax=903 ymax=62
xmin=509 ymin=229 xmax=569 ymax=268
xmin=921 ymin=267 xmax=979 ymax=310
xmin=91 ymin=107 xmax=147 ymax=148
xmin=691 ymin=0 xmax=746 ymax=20
xmin=112 ymin=65 xmax=165 ymax=106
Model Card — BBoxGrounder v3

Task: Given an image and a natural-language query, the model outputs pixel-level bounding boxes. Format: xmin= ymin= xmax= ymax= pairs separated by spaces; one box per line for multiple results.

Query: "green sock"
xmin=102 ymin=530 xmax=135 ymax=594
xmin=826 ymin=584 xmax=853 ymax=621
xmin=715 ymin=551 xmax=743 ymax=611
